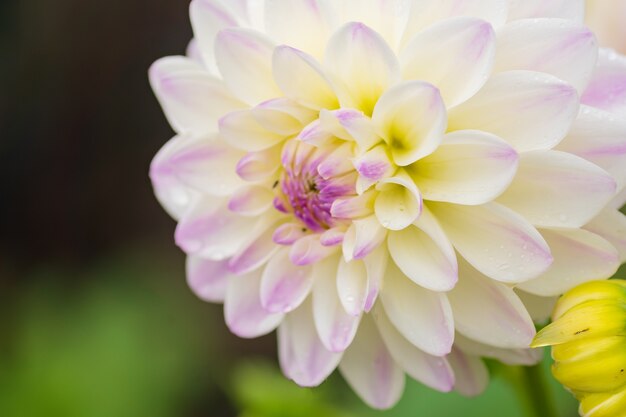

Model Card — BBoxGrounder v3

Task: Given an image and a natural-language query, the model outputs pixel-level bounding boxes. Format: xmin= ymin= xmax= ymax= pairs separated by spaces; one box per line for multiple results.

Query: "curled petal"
xmin=252 ymin=98 xmax=317 ymax=136
xmin=362 ymin=244 xmax=388 ymax=312
xmin=336 ymin=257 xmax=369 ymax=317
xmin=342 ymin=215 xmax=387 ymax=261
xmin=289 ymin=234 xmax=338 ymax=266
xmin=278 ymin=297 xmax=342 ymax=387
xmin=375 ymin=171 xmax=423 ymax=231
xmin=235 ymin=145 xmax=281 ymax=181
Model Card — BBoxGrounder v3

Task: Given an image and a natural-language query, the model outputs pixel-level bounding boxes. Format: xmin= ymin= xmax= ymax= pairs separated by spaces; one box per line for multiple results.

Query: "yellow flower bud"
xmin=532 ymin=280 xmax=626 ymax=417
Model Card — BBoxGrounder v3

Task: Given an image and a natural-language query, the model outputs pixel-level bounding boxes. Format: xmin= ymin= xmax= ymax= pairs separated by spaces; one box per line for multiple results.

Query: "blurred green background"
xmin=0 ymin=1 xmax=584 ymax=416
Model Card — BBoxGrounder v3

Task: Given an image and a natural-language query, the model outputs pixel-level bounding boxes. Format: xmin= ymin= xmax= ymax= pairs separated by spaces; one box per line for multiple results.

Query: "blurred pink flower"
xmin=149 ymin=0 xmax=626 ymax=408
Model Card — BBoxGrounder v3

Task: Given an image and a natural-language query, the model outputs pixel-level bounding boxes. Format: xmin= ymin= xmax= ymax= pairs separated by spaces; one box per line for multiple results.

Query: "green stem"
xmin=514 ymin=364 xmax=559 ymax=417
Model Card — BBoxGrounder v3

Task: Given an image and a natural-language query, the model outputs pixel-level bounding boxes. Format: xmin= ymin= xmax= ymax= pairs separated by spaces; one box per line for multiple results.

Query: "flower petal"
xmin=507 ymin=0 xmax=584 ymax=22
xmin=557 ymin=106 xmax=626 ymax=187
xmin=363 ymin=244 xmax=388 ymax=312
xmin=325 ymin=22 xmax=400 ymax=116
xmin=401 ymin=17 xmax=496 ymax=108
xmin=447 ymin=347 xmax=489 ymax=397
xmin=409 ymin=130 xmax=519 ymax=205
xmin=375 ymin=171 xmax=423 ymax=231
xmin=186 ymin=256 xmax=232 ymax=302
xmin=375 ymin=307 xmax=455 ymax=392
xmin=272 ymin=46 xmax=339 ymax=110
xmin=447 ymin=259 xmax=536 ymax=349
xmin=448 ymin=71 xmax=579 ymax=152
xmin=225 ymin=270 xmax=284 ymax=338
xmin=339 ymin=315 xmax=405 ymax=410
xmin=149 ymin=57 xmax=246 ymax=134
xmin=189 ymin=0 xmax=241 ymax=74
xmin=265 ymin=0 xmax=334 ymax=59
xmin=228 ymin=220 xmax=280 ymax=275
xmin=235 ymin=144 xmax=282 ymax=182
xmin=342 ymin=215 xmax=387 ymax=261
xmin=585 ymin=207 xmax=626 ymax=263
xmin=454 ymin=333 xmax=542 ymax=366
xmin=251 ymin=98 xmax=317 ymax=136
xmin=429 ymin=202 xmax=553 ymax=283
xmin=388 ymin=224 xmax=458 ymax=292
xmin=517 ymin=228 xmax=619 ymax=297
xmin=312 ymin=255 xmax=361 ymax=352
xmin=372 ymin=80 xmax=447 ymax=166
xmin=497 ymin=150 xmax=617 ymax=228
xmin=175 ymin=198 xmax=258 ymax=260
xmin=260 ymin=247 xmax=314 ymax=313
xmin=278 ymin=297 xmax=342 ymax=387
xmin=403 ymin=0 xmax=508 ymax=44
xmin=581 ymin=48 xmax=626 ymax=118
xmin=289 ymin=234 xmax=338 ymax=266
xmin=380 ymin=262 xmax=454 ymax=356
xmin=494 ymin=18 xmax=597 ymax=93
xmin=228 ymin=184 xmax=274 ymax=216
xmin=219 ymin=109 xmax=286 ymax=152
xmin=336 ymin=258 xmax=369 ymax=317
xmin=215 ymin=28 xmax=280 ymax=105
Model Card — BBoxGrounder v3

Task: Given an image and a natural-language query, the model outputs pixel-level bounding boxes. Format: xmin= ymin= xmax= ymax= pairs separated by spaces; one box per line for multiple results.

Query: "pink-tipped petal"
xmin=260 ymin=247 xmax=314 ymax=313
xmin=289 ymin=234 xmax=338 ymax=265
xmin=278 ymin=297 xmax=342 ymax=387
xmin=448 ymin=71 xmax=579 ymax=152
xmin=362 ymin=244 xmax=388 ymax=312
xmin=228 ymin=185 xmax=274 ymax=216
xmin=447 ymin=347 xmax=489 ymax=397
xmin=224 ymin=270 xmax=284 ymax=338
xmin=312 ymin=255 xmax=361 ymax=352
xmin=447 ymin=259 xmax=536 ymax=349
xmin=339 ymin=315 xmax=405 ymax=410
xmin=342 ymin=215 xmax=387 ymax=261
xmin=219 ymin=109 xmax=286 ymax=152
xmin=401 ymin=17 xmax=496 ymax=108
xmin=325 ymin=22 xmax=400 ymax=116
xmin=497 ymin=150 xmax=617 ymax=228
xmin=186 ymin=256 xmax=232 ymax=302
xmin=380 ymin=262 xmax=455 ymax=356
xmin=581 ymin=48 xmax=626 ymax=118
xmin=228 ymin=221 xmax=280 ymax=275
xmin=336 ymin=257 xmax=369 ymax=317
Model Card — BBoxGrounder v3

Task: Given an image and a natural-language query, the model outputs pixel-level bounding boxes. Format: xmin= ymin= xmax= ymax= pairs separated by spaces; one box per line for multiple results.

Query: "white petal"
xmin=319 ymin=227 xmax=346 ymax=247
xmin=447 ymin=259 xmax=536 ymax=349
xmin=429 ymin=202 xmax=553 ymax=283
xmin=228 ymin=221 xmax=280 ymax=275
xmin=278 ymin=298 xmax=342 ymax=387
xmin=494 ymin=19 xmax=597 ymax=93
xmin=507 ymin=0 xmax=584 ymax=22
xmin=585 ymin=208 xmax=626 ymax=263
xmin=215 ymin=28 xmax=280 ymax=104
xmin=175 ymin=198 xmax=257 ymax=260
xmin=251 ymin=98 xmax=316 ymax=136
xmin=447 ymin=347 xmax=489 ymax=397
xmin=342 ymin=215 xmax=387 ymax=261
xmin=265 ymin=0 xmax=334 ymax=59
xmin=186 ymin=38 xmax=204 ymax=66
xmin=380 ymin=262 xmax=454 ymax=356
xmin=235 ymin=144 xmax=282 ymax=181
xmin=410 ymin=130 xmax=519 ymax=205
xmin=325 ymin=22 xmax=400 ymax=116
xmin=289 ymin=235 xmax=338 ymax=266
xmin=260 ymin=247 xmax=314 ymax=313
xmin=272 ymin=46 xmax=339 ymax=110
xmin=272 ymin=223 xmax=307 ymax=245
xmin=219 ymin=109 xmax=286 ymax=152
xmin=372 ymin=80 xmax=447 ymax=166
xmin=186 ymin=256 xmax=232 ymax=302
xmin=189 ymin=0 xmax=241 ymax=74
xmin=517 ymin=228 xmax=619 ymax=297
xmin=228 ymin=185 xmax=274 ymax=216
xmin=375 ymin=307 xmax=455 ymax=392
xmin=401 ymin=17 xmax=496 ymax=108
xmin=375 ymin=171 xmax=423 ymax=231
xmin=330 ymin=192 xmax=376 ymax=220
xmin=317 ymin=142 xmax=356 ymax=179
xmin=312 ymin=255 xmax=361 ymax=352
xmin=339 ymin=315 xmax=405 ymax=410
xmin=581 ymin=48 xmax=626 ymax=118
xmin=557 ymin=106 xmax=626 ymax=187
xmin=334 ymin=0 xmax=411 ymax=49
xmin=149 ymin=56 xmax=245 ymax=134
xmin=454 ymin=333 xmax=542 ymax=366
xmin=353 ymin=144 xmax=395 ymax=182
xmin=497 ymin=150 xmax=617 ymax=228
xmin=224 ymin=270 xmax=284 ymax=338
xmin=448 ymin=71 xmax=579 ymax=152
xmin=514 ymin=289 xmax=557 ymax=324
xmin=363 ymin=244 xmax=388 ymax=312
xmin=388 ymin=225 xmax=457 ymax=292
xmin=336 ymin=258 xmax=369 ymax=317
xmin=318 ymin=109 xmax=381 ymax=151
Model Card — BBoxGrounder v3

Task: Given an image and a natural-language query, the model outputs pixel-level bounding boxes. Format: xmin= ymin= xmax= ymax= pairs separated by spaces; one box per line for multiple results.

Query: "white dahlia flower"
xmin=149 ymin=0 xmax=626 ymax=408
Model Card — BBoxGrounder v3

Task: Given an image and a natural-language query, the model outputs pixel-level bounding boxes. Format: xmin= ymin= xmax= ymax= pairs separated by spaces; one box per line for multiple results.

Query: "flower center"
xmin=273 ymin=140 xmax=355 ymax=232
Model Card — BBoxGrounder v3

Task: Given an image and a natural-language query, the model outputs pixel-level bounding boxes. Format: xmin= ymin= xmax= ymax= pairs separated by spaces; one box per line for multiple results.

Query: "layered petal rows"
xmin=150 ymin=0 xmax=626 ymax=409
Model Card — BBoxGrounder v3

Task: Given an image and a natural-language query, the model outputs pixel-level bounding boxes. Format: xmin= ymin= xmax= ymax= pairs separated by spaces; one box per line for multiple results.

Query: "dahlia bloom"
xmin=149 ymin=0 xmax=626 ymax=408
xmin=533 ymin=280 xmax=626 ymax=417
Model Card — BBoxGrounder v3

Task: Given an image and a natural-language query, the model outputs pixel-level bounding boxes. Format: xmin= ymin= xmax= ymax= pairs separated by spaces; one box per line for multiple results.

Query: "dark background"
xmin=0 ymin=1 xmax=579 ymax=416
